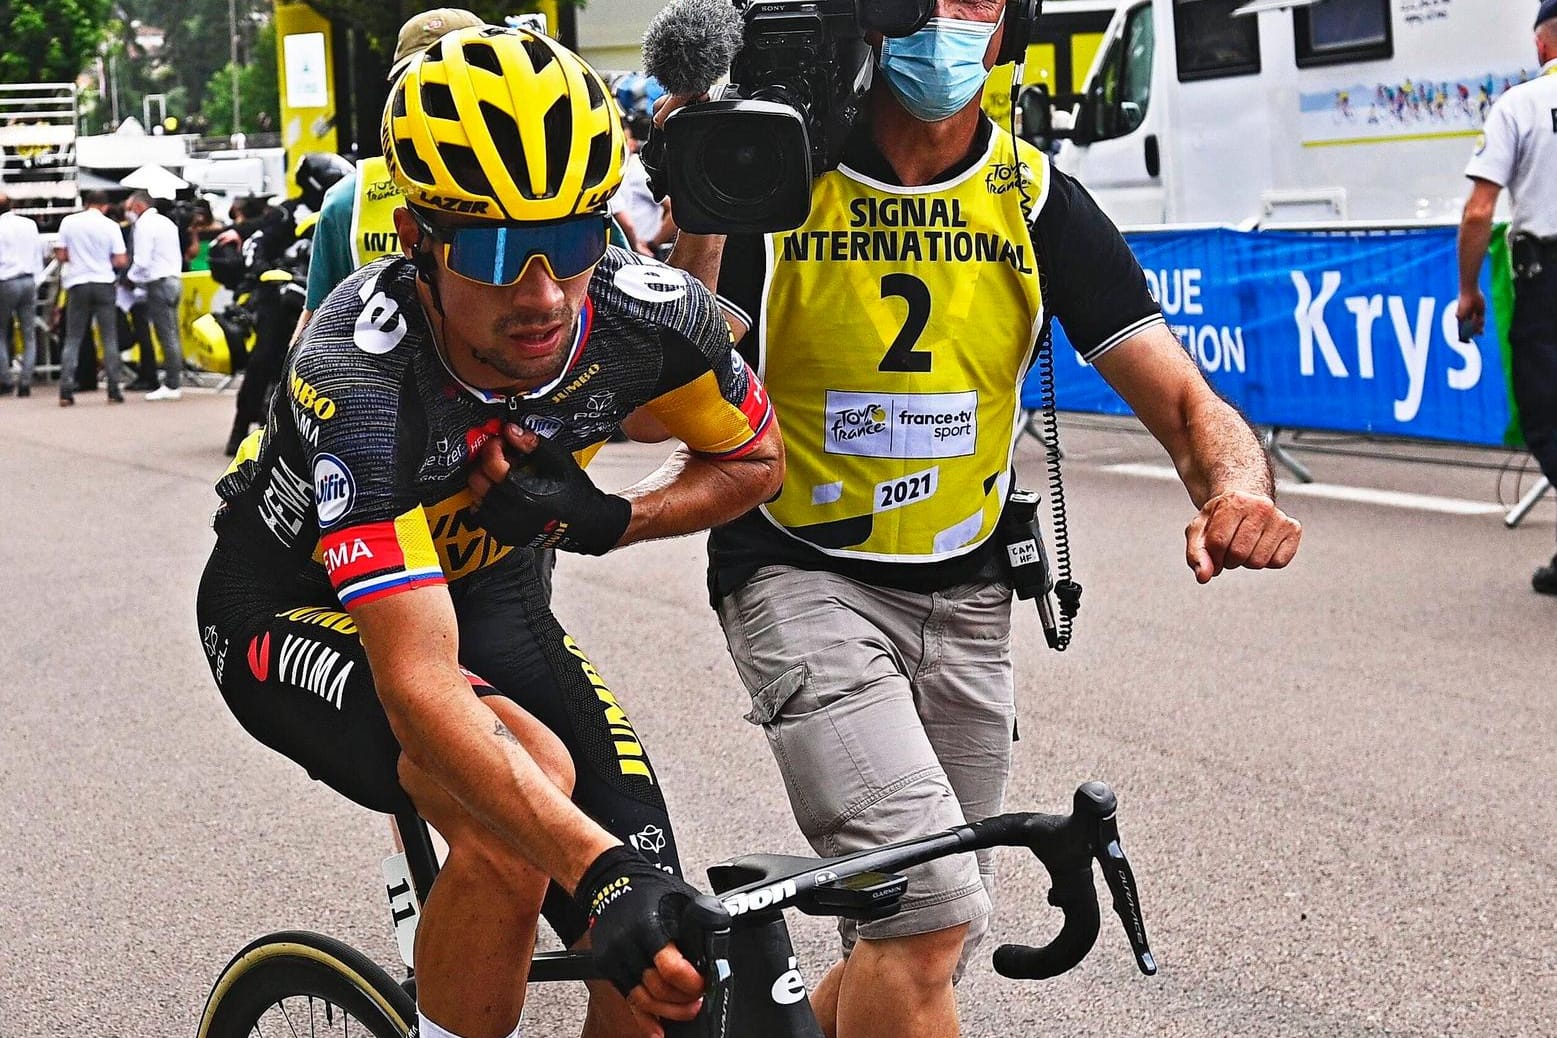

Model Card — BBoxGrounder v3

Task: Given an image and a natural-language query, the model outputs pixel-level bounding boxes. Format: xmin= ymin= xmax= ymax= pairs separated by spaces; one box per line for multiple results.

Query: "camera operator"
xmin=660 ymin=2 xmax=1302 ymax=1035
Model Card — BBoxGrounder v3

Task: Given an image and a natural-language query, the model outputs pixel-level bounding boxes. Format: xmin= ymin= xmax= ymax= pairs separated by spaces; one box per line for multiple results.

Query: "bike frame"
xmin=386 ymin=782 xmax=1156 ymax=1038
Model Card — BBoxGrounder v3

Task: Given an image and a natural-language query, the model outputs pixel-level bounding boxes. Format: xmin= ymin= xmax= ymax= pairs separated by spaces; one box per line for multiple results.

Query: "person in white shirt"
xmin=0 ymin=193 xmax=44 ymax=397
xmin=125 ymin=190 xmax=186 ymax=399
xmin=54 ymin=190 xmax=128 ymax=406
xmin=1459 ymin=0 xmax=1557 ymax=593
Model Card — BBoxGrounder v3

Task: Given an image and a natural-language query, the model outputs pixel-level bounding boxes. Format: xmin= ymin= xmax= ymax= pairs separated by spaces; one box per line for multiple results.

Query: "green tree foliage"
xmin=200 ymin=23 xmax=280 ymax=136
xmin=0 ymin=0 xmax=114 ymax=84
xmin=149 ymin=0 xmax=272 ymax=125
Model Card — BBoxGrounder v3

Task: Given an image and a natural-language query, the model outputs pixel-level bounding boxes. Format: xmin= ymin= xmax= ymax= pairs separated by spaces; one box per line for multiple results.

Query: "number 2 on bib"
xmin=878 ymin=273 xmax=932 ymax=373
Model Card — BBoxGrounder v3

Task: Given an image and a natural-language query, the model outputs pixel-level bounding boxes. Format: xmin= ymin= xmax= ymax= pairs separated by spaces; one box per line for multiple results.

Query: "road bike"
xmin=196 ymin=782 xmax=1155 ymax=1037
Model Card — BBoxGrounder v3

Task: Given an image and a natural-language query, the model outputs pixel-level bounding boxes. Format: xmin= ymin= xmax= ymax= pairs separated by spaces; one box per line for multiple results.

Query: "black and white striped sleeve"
xmin=1029 ymin=168 xmax=1163 ymax=363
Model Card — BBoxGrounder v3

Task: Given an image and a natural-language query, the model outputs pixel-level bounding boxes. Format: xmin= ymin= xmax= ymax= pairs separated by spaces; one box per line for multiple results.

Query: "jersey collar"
xmin=436 ymin=296 xmax=594 ymax=405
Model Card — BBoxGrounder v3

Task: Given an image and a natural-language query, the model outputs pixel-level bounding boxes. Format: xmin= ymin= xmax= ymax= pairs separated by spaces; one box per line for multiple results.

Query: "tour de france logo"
xmin=986 ymin=161 xmax=1034 ymax=196
xmin=831 ymin=403 xmax=889 ymax=445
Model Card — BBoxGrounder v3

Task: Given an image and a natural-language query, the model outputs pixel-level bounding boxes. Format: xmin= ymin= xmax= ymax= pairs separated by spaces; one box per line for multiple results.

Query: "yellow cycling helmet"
xmin=382 ymin=24 xmax=625 ymax=222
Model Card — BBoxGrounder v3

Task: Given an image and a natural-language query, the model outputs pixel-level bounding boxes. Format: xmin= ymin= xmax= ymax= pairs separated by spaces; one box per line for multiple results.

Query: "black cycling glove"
xmin=475 ymin=434 xmax=632 ymax=556
xmin=575 ymin=845 xmax=702 ymax=997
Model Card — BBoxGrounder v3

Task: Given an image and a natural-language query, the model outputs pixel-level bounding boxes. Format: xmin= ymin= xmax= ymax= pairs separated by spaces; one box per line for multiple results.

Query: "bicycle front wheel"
xmin=198 ymin=930 xmax=415 ymax=1038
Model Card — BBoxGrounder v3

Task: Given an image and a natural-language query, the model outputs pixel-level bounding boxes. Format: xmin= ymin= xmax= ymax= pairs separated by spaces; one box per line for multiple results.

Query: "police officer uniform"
xmin=1464 ymin=0 xmax=1557 ymax=591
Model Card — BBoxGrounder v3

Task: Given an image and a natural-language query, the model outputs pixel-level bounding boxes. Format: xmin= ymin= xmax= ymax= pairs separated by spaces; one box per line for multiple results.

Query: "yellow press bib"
xmin=757 ymin=129 xmax=1046 ymax=562
xmin=350 ymin=157 xmax=403 ymax=266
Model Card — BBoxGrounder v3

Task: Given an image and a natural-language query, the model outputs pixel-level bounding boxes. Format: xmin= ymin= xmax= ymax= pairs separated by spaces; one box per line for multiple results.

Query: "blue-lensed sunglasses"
xmin=410 ymin=207 xmax=609 ymax=284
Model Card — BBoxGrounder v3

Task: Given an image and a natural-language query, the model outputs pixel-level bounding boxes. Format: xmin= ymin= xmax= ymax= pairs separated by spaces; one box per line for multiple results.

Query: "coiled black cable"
xmin=1010 ymin=75 xmax=1082 ymax=651
xmin=1034 ymin=325 xmax=1082 ymax=651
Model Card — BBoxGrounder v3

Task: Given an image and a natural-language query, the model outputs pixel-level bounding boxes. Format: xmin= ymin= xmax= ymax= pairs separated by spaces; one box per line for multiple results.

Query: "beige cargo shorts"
xmin=716 ymin=564 xmax=1015 ymax=962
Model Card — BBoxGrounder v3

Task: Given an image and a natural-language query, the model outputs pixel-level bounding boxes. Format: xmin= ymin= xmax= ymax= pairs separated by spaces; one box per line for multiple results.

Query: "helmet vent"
xmin=583 ymin=133 xmax=612 ymax=192
xmin=542 ymin=96 xmax=570 ymax=197
xmin=478 ymin=101 xmax=530 ymax=197
xmin=396 ymin=139 xmax=435 ymax=188
xmin=442 ymin=143 xmax=496 ymax=201
xmin=583 ymin=71 xmax=604 ymax=109
xmin=464 ymin=41 xmax=504 ymax=77
xmin=521 ymin=36 xmax=556 ymax=73
xmin=420 ymin=81 xmax=458 ymax=122
xmin=391 ymin=83 xmax=408 ymax=119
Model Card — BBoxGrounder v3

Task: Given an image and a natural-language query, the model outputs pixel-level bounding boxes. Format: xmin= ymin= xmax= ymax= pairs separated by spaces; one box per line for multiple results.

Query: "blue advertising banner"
xmin=1025 ymin=226 xmax=1514 ymax=447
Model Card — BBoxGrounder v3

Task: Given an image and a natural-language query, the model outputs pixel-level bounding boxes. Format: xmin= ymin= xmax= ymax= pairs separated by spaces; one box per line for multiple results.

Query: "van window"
xmin=1173 ymin=0 xmax=1261 ymax=82
xmin=1085 ymin=2 xmax=1155 ymax=141
xmin=1294 ymin=0 xmax=1393 ymax=68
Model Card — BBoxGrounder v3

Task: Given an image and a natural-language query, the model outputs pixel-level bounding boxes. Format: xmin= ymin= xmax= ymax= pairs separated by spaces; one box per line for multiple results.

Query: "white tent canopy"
xmin=120 ymin=163 xmax=188 ymax=199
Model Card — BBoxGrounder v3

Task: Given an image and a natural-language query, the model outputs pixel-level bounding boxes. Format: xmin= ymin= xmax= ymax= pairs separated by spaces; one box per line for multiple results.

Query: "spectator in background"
xmin=186 ymin=199 xmax=220 ymax=270
xmin=116 ymin=201 xmax=160 ymax=392
xmin=0 ymin=193 xmax=43 ymax=397
xmin=608 ymin=114 xmax=675 ymax=257
xmin=1458 ymin=0 xmax=1557 ymax=594
xmin=54 ymin=190 xmax=128 ymax=406
xmin=125 ymin=190 xmax=187 ymax=400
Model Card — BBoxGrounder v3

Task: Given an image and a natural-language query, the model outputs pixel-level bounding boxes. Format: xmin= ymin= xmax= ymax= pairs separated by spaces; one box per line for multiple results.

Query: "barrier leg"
xmin=1263 ymin=427 xmax=1314 ymax=484
xmin=1504 ymin=477 xmax=1552 ymax=529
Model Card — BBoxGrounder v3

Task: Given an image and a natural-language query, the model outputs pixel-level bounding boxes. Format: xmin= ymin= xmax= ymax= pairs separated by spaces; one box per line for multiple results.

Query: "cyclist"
xmin=195 ymin=25 xmax=782 ymax=1038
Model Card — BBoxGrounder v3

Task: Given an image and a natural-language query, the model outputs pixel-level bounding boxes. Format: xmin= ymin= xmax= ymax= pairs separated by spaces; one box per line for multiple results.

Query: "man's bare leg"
xmin=819 ymin=926 xmax=969 ymax=1038
xmin=400 ymin=698 xmax=575 ymax=1038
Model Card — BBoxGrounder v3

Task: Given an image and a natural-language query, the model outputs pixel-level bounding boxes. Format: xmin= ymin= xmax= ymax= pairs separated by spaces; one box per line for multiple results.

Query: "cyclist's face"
xmin=401 ymin=209 xmax=597 ymax=391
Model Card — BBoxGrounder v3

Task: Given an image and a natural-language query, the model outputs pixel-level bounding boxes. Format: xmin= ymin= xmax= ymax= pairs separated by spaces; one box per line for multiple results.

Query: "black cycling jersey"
xmin=198 ymin=246 xmax=771 ymax=945
xmin=215 ymin=247 xmax=771 ymax=606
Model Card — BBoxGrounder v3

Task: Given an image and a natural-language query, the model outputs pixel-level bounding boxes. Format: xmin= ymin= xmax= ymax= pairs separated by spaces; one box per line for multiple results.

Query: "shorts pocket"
xmin=743 ymin=662 xmax=808 ymax=726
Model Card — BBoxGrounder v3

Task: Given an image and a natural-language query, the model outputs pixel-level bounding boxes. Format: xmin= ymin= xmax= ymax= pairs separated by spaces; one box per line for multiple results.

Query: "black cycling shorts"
xmin=195 ymin=540 xmax=681 ymax=945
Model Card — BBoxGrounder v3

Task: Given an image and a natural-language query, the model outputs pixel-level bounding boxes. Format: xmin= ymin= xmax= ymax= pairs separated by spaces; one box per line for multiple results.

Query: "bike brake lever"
xmin=1084 ymin=784 xmax=1157 ymax=976
xmin=663 ymin=894 xmax=734 ymax=1038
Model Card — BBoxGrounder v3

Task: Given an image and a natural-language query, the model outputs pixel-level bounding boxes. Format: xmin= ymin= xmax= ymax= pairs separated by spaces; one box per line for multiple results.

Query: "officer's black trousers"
xmin=1511 ymin=263 xmax=1557 ymax=541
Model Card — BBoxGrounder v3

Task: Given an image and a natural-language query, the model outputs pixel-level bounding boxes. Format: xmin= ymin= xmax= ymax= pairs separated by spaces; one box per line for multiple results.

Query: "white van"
xmin=1028 ymin=0 xmax=1543 ymax=226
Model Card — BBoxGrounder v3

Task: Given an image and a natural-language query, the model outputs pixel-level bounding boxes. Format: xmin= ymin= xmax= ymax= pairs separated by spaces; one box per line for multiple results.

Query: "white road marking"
xmin=1101 ymin=463 xmax=1505 ymax=516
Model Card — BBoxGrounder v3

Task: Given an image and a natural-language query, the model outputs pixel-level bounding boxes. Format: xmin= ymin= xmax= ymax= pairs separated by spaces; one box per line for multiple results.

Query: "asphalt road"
xmin=2 ymin=388 xmax=1553 ymax=1038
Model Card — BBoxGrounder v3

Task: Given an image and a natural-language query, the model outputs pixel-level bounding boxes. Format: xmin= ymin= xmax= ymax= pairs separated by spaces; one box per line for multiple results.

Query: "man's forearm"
xmin=618 ymin=422 xmax=783 ymax=545
xmin=665 ymin=232 xmax=727 ymax=293
xmin=1458 ymin=215 xmax=1494 ymax=294
xmin=1174 ymin=394 xmax=1273 ymax=508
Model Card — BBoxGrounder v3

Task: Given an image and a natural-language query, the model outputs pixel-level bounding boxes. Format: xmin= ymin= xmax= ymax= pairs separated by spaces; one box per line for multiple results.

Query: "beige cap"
xmin=388 ymin=8 xmax=485 ymax=79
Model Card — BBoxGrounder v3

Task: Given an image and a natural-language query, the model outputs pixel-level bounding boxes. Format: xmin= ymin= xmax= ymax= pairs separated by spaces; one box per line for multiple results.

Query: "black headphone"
xmin=996 ymin=0 xmax=1041 ymax=66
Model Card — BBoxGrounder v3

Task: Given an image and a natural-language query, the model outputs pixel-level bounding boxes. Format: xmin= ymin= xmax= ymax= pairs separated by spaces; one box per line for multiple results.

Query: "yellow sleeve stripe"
xmin=394 ymin=505 xmax=443 ymax=573
xmin=643 ymin=369 xmax=771 ymax=457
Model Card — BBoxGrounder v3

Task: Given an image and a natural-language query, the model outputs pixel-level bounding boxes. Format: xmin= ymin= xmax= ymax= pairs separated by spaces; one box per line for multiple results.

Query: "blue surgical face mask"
xmin=878 ymin=17 xmax=999 ymax=123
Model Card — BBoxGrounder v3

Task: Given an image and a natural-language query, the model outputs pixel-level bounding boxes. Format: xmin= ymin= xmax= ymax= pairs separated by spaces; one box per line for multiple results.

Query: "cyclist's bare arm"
xmin=290 ymin=309 xmax=313 ymax=351
xmin=617 ymin=417 xmax=782 ymax=544
xmin=349 ymin=586 xmax=706 ymax=1023
xmin=350 ymin=583 xmax=618 ymax=887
